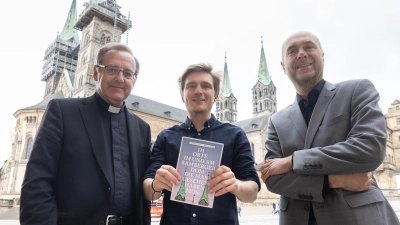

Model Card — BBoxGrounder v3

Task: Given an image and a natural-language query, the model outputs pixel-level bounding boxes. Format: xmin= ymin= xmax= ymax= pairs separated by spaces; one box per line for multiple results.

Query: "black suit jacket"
xmin=20 ymin=94 xmax=151 ymax=225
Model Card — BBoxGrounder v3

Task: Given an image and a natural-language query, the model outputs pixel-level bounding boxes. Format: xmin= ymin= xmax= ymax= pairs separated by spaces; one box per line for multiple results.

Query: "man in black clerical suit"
xmin=20 ymin=43 xmax=151 ymax=225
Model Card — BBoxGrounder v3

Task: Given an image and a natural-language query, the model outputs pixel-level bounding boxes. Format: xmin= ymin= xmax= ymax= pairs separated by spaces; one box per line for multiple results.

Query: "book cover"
xmin=170 ymin=136 xmax=224 ymax=208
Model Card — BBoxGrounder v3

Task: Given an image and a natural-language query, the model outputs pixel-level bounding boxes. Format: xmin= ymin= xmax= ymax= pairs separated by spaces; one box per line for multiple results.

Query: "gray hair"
xmin=95 ymin=43 xmax=139 ymax=92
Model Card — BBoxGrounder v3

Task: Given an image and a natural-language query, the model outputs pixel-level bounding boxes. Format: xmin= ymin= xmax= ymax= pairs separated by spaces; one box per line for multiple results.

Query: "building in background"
xmin=0 ymin=0 xmax=398 ymax=206
xmin=376 ymin=99 xmax=400 ymax=200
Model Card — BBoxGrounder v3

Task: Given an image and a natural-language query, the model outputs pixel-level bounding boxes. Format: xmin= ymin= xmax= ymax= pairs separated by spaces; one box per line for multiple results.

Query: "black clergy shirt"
xmin=95 ymin=93 xmax=133 ymax=216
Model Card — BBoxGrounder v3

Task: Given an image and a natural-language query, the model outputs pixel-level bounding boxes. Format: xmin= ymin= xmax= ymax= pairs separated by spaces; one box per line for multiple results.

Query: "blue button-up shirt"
xmin=143 ymin=114 xmax=260 ymax=225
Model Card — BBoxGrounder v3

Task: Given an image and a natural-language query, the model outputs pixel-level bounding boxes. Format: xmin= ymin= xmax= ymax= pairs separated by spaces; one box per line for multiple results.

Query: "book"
xmin=170 ymin=136 xmax=224 ymax=208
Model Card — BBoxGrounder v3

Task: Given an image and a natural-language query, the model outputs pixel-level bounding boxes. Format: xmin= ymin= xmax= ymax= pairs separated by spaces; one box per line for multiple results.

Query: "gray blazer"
xmin=265 ymin=79 xmax=399 ymax=225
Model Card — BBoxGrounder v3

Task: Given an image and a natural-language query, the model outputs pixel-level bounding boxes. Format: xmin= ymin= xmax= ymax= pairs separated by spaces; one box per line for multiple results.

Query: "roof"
xmin=59 ymin=0 xmax=79 ymax=43
xmin=124 ymin=95 xmax=187 ymax=122
xmin=15 ymin=92 xmax=187 ymax=123
xmin=16 ymin=91 xmax=65 ymax=113
xmin=232 ymin=114 xmax=270 ymax=133
xmin=63 ymin=69 xmax=74 ymax=92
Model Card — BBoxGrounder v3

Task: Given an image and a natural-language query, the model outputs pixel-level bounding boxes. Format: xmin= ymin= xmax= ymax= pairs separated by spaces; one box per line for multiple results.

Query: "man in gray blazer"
xmin=20 ymin=43 xmax=151 ymax=225
xmin=261 ymin=31 xmax=399 ymax=225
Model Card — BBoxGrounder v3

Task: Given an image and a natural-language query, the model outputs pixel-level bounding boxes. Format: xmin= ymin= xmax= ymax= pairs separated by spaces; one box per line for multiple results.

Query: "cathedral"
xmin=0 ymin=0 xmax=399 ymax=206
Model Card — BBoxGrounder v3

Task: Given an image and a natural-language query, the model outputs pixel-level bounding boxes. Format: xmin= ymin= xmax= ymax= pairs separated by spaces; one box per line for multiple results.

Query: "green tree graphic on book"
xmin=175 ymin=167 xmax=186 ymax=202
xmin=198 ymin=172 xmax=210 ymax=206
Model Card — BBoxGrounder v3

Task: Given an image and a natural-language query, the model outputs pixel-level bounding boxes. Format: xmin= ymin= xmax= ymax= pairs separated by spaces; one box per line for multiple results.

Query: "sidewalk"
xmin=241 ymin=205 xmax=276 ymax=217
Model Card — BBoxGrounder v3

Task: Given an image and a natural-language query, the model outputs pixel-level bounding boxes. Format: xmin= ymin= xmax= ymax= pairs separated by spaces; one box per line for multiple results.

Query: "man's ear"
xmin=280 ymin=61 xmax=287 ymax=74
xmin=93 ymin=65 xmax=99 ymax=81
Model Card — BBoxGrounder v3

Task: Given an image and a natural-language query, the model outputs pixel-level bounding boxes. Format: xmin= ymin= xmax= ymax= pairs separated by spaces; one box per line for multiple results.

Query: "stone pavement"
xmin=0 ymin=202 xmax=399 ymax=225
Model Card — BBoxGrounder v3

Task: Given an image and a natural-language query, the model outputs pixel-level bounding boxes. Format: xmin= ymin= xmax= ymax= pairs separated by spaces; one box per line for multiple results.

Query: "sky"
xmin=0 ymin=0 xmax=399 ymax=164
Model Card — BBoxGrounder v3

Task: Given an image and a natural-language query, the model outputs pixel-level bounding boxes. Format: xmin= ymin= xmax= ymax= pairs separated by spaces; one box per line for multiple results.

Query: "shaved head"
xmin=281 ymin=31 xmax=323 ymax=60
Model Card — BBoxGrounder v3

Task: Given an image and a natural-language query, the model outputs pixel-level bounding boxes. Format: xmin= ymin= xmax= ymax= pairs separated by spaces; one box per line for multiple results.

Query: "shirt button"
xmin=198 ymin=133 xmax=201 ymax=136
xmin=107 ymin=187 xmax=111 ymax=192
xmin=193 ymin=213 xmax=196 ymax=217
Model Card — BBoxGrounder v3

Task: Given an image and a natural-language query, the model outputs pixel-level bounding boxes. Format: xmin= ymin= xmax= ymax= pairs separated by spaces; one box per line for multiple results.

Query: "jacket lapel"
xmin=288 ymin=100 xmax=307 ymax=142
xmin=304 ymin=81 xmax=337 ymax=149
xmin=79 ymin=94 xmax=112 ymax=187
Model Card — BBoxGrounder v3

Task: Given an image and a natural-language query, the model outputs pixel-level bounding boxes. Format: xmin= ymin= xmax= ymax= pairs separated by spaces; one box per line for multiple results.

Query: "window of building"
xmin=397 ymin=106 xmax=399 ymax=110
xmin=26 ymin=138 xmax=33 ymax=159
xmin=397 ymin=118 xmax=400 ymax=125
xmin=251 ymin=143 xmax=254 ymax=157
xmin=132 ymin=102 xmax=139 ymax=109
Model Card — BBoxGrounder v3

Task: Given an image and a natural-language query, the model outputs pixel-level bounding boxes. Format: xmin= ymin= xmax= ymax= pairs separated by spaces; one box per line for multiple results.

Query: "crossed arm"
xmin=260 ymin=80 xmax=386 ymax=200
xmin=260 ymin=155 xmax=373 ymax=192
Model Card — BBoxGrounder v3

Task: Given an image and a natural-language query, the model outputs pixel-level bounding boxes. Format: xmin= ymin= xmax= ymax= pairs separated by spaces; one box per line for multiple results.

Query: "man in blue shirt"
xmin=143 ymin=63 xmax=260 ymax=225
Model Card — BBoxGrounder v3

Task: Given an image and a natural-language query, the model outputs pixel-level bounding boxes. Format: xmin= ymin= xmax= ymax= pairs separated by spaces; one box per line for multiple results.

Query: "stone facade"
xmin=376 ymin=99 xmax=400 ymax=200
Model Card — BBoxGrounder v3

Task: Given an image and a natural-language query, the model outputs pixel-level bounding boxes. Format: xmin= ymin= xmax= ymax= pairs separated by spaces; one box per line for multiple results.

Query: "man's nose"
xmin=194 ymin=85 xmax=203 ymax=93
xmin=115 ymin=71 xmax=125 ymax=81
xmin=297 ymin=49 xmax=308 ymax=59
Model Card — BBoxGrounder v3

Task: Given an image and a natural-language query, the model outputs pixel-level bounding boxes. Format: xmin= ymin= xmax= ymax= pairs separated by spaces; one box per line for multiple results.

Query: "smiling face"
xmin=93 ymin=50 xmax=136 ymax=107
xmin=281 ymin=31 xmax=324 ymax=89
xmin=182 ymin=71 xmax=217 ymax=118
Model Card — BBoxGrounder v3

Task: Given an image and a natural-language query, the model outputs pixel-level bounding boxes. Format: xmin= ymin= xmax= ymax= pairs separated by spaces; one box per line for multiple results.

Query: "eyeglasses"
xmin=96 ymin=65 xmax=137 ymax=80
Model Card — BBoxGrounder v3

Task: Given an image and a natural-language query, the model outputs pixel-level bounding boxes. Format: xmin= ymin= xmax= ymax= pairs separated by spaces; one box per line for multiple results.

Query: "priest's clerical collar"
xmin=108 ymin=105 xmax=121 ymax=114
xmin=95 ymin=92 xmax=125 ymax=114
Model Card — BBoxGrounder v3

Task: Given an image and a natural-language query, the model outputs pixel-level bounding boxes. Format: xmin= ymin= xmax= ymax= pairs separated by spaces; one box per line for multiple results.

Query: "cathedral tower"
xmin=215 ymin=53 xmax=237 ymax=123
xmin=41 ymin=0 xmax=79 ymax=99
xmin=72 ymin=0 xmax=131 ymax=98
xmin=252 ymin=37 xmax=277 ymax=117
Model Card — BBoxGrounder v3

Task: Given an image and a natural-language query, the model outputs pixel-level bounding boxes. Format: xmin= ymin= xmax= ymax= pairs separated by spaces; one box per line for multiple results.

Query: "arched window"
xmin=251 ymin=143 xmax=255 ymax=157
xmin=101 ymin=34 xmax=106 ymax=44
xmin=26 ymin=138 xmax=33 ymax=159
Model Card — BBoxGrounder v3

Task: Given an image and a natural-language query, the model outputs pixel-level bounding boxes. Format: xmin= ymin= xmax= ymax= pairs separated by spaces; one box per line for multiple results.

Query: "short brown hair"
xmin=178 ymin=63 xmax=221 ymax=96
xmin=96 ymin=43 xmax=140 ymax=75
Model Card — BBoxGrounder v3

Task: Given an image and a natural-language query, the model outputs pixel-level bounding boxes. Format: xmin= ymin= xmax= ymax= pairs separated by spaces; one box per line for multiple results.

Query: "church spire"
xmin=252 ymin=36 xmax=277 ymax=117
xmin=220 ymin=52 xmax=233 ymax=97
xmin=215 ymin=52 xmax=237 ymax=123
xmin=256 ymin=36 xmax=272 ymax=85
xmin=59 ymin=0 xmax=79 ymax=42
